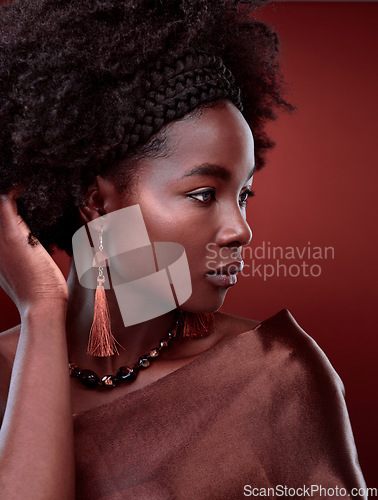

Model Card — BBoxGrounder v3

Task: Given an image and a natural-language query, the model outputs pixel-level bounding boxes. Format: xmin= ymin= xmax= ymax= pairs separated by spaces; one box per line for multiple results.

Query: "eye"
xmin=186 ymin=187 xmax=255 ymax=206
xmin=239 ymin=188 xmax=255 ymax=207
xmin=187 ymin=188 xmax=216 ymax=204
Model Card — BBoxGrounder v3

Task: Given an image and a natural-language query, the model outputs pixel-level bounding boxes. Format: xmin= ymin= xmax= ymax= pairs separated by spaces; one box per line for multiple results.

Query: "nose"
xmin=215 ymin=208 xmax=252 ymax=249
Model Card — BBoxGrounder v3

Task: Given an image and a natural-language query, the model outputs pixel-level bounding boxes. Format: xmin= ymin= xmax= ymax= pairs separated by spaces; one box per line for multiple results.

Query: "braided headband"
xmin=109 ymin=51 xmax=242 ymax=163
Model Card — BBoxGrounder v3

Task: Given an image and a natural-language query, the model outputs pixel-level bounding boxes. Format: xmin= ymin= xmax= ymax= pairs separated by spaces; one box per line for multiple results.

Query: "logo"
xmin=72 ymin=205 xmax=192 ymax=326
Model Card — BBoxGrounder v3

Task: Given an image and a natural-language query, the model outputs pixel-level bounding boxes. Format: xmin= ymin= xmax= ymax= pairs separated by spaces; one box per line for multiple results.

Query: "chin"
xmin=180 ymin=287 xmax=228 ymax=314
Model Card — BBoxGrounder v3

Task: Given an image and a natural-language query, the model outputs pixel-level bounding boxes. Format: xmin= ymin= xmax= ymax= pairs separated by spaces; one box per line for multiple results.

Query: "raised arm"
xmin=0 ymin=192 xmax=74 ymax=499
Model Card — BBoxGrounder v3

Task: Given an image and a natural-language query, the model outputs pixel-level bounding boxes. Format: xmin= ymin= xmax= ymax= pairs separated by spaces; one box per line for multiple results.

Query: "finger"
xmin=0 ymin=185 xmax=25 ymax=204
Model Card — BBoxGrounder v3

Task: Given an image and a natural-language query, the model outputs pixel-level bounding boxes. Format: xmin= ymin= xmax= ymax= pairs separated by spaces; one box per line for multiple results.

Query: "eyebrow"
xmin=180 ymin=163 xmax=255 ymax=182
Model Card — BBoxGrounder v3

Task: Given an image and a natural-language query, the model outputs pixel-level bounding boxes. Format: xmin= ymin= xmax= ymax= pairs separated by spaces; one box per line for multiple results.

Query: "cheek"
xmin=140 ymin=209 xmax=210 ymax=272
xmin=142 ymin=212 xmax=189 ymax=242
xmin=136 ymin=195 xmax=219 ymax=274
xmin=139 ymin=198 xmax=209 ymax=242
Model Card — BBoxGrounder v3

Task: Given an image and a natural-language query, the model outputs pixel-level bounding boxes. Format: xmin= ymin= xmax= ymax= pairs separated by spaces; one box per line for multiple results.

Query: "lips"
xmin=206 ymin=261 xmax=244 ymax=276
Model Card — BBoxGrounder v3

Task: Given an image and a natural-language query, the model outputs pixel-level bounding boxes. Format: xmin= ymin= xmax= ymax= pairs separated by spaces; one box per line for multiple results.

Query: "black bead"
xmin=159 ymin=338 xmax=169 ymax=349
xmin=149 ymin=348 xmax=160 ymax=358
xmin=77 ymin=369 xmax=100 ymax=389
xmin=116 ymin=366 xmax=139 ymax=383
xmin=138 ymin=356 xmax=151 ymax=369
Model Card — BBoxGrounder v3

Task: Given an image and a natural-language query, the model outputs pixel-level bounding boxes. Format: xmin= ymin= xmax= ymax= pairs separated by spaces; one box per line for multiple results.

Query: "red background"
xmin=0 ymin=0 xmax=377 ymax=487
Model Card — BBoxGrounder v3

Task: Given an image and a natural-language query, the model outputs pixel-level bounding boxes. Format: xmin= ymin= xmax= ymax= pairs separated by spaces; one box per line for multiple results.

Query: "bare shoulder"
xmin=0 ymin=324 xmax=20 ymax=418
xmin=212 ymin=311 xmax=260 ymax=345
xmin=172 ymin=311 xmax=260 ymax=360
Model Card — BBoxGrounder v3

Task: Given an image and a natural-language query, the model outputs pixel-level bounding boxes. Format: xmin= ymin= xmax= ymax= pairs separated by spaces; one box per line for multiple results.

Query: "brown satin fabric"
xmin=73 ymin=309 xmax=366 ymax=499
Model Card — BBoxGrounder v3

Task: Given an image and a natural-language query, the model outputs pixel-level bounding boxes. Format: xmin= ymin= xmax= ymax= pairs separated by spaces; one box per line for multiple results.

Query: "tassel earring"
xmin=179 ymin=310 xmax=215 ymax=338
xmin=87 ymin=221 xmax=119 ymax=357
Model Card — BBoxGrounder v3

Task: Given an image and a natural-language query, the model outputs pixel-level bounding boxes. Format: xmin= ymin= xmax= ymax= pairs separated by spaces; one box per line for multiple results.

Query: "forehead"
xmin=128 ymin=100 xmax=255 ymax=192
xmin=165 ymin=101 xmax=255 ymax=167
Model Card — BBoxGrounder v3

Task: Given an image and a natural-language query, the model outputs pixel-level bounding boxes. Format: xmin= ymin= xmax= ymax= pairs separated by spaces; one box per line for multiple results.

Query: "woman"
xmin=0 ymin=0 xmax=366 ymax=498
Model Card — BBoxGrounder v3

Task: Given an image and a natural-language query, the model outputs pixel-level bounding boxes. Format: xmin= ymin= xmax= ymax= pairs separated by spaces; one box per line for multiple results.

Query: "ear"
xmin=78 ymin=175 xmax=121 ymax=224
xmin=77 ymin=176 xmax=103 ymax=224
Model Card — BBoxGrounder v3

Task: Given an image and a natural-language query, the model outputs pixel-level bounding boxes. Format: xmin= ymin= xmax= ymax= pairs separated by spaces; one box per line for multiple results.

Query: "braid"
xmin=111 ymin=51 xmax=242 ymax=162
xmin=0 ymin=0 xmax=292 ymax=256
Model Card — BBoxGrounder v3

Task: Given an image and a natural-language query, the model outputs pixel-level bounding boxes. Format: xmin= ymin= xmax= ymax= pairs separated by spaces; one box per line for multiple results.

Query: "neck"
xmin=65 ymin=259 xmax=178 ymax=373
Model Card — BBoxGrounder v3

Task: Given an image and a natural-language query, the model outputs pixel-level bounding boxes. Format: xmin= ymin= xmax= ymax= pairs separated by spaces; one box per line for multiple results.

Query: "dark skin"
xmin=0 ymin=103 xmax=365 ymax=499
xmin=0 ymin=100 xmax=258 ymax=424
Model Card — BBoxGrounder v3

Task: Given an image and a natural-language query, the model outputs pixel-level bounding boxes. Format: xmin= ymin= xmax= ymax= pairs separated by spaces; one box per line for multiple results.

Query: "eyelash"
xmin=187 ymin=188 xmax=255 ymax=207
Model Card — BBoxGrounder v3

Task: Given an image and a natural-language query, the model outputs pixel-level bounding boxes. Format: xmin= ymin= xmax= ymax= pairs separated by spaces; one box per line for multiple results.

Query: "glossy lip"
xmin=205 ymin=260 xmax=244 ymax=276
xmin=204 ymin=261 xmax=244 ymax=288
xmin=205 ymin=272 xmax=238 ymax=287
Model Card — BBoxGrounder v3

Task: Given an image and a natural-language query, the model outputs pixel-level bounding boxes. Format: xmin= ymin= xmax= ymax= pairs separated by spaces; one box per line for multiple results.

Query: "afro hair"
xmin=0 ymin=0 xmax=292 ymax=256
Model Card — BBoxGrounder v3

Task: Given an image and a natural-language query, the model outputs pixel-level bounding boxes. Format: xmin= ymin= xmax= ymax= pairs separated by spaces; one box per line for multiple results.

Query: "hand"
xmin=0 ymin=190 xmax=69 ymax=316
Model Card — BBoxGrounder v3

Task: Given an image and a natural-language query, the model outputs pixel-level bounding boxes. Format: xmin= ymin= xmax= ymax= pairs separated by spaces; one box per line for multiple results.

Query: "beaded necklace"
xmin=68 ymin=315 xmax=182 ymax=389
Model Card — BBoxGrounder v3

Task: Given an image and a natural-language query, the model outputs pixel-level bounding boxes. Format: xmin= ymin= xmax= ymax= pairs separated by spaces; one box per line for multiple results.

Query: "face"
xmin=103 ymin=100 xmax=254 ymax=313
